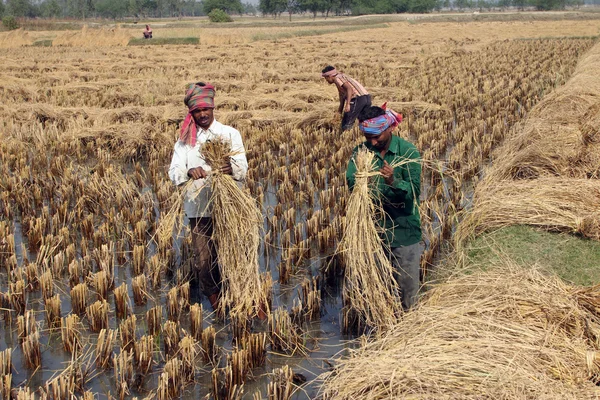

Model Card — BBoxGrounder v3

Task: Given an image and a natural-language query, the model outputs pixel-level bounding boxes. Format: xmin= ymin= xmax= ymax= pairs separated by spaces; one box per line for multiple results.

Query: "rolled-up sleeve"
xmin=168 ymin=142 xmax=190 ymax=186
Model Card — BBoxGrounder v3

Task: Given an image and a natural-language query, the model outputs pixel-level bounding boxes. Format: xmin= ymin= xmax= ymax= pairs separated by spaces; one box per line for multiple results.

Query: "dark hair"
xmin=195 ymin=82 xmax=206 ymax=87
xmin=358 ymin=106 xmax=385 ymax=122
xmin=321 ymin=65 xmax=335 ymax=74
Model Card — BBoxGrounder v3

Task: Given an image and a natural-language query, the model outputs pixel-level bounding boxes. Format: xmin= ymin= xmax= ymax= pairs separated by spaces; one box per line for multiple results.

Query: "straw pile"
xmin=320 ymin=265 xmax=600 ymax=399
xmin=53 ymin=26 xmax=133 ymax=47
xmin=0 ymin=29 xmax=34 ymax=48
xmin=456 ymin=177 xmax=600 ymax=244
xmin=202 ymin=138 xmax=265 ymax=318
xmin=336 ymin=146 xmax=400 ymax=330
xmin=456 ymin=41 xmax=600 ymax=246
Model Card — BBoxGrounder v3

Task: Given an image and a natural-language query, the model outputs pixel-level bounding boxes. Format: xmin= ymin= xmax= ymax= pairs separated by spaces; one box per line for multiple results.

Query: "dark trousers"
xmin=189 ymin=217 xmax=221 ymax=297
xmin=390 ymin=242 xmax=423 ymax=311
xmin=342 ymin=94 xmax=372 ymax=131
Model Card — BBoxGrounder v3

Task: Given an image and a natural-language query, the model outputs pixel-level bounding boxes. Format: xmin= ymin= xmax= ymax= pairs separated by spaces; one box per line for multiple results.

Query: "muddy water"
xmin=5 ymin=177 xmax=356 ymax=399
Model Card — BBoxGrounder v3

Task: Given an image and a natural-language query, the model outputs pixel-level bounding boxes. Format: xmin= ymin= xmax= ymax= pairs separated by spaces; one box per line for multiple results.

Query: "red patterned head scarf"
xmin=179 ymin=82 xmax=215 ymax=146
xmin=359 ymin=103 xmax=402 ymax=136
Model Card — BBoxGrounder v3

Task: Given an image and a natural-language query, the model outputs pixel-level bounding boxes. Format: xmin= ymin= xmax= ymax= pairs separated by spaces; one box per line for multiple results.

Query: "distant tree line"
xmin=0 ymin=0 xmax=257 ymax=19
xmin=259 ymin=0 xmax=584 ymax=16
xmin=0 ymin=0 xmax=590 ymax=20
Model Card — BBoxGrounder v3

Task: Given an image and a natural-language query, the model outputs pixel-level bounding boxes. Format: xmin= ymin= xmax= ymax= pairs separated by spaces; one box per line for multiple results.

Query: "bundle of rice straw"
xmin=203 ymin=137 xmax=265 ymax=318
xmin=337 ymin=146 xmax=400 ymax=331
xmin=320 ymin=264 xmax=600 ymax=399
xmin=455 ymin=177 xmax=600 ymax=246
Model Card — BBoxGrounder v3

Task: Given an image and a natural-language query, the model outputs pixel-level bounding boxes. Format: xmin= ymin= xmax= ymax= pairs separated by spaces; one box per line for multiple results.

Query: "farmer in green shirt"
xmin=346 ymin=105 xmax=423 ymax=310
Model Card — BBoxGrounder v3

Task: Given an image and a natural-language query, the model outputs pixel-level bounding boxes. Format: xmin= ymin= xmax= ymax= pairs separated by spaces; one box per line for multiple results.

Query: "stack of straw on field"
xmin=456 ymin=41 xmax=600 ymax=247
xmin=337 ymin=146 xmax=400 ymax=331
xmin=202 ymin=137 xmax=265 ymax=318
xmin=320 ymin=264 xmax=600 ymax=399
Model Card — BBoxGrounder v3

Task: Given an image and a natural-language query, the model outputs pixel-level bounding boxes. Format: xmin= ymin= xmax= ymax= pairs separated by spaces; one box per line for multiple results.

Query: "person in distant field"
xmin=346 ymin=104 xmax=423 ymax=311
xmin=168 ymin=82 xmax=248 ymax=312
xmin=321 ymin=65 xmax=372 ymax=132
xmin=143 ymin=24 xmax=153 ymax=39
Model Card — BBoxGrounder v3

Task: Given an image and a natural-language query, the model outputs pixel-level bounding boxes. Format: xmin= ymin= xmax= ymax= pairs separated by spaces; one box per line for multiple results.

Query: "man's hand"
xmin=187 ymin=167 xmax=207 ymax=180
xmin=344 ymin=103 xmax=351 ymax=113
xmin=219 ymin=161 xmax=233 ymax=175
xmin=380 ymin=161 xmax=395 ymax=185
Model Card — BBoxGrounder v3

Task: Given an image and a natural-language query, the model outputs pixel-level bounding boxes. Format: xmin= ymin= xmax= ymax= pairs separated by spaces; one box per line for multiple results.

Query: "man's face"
xmin=364 ymin=126 xmax=393 ymax=150
xmin=191 ymin=108 xmax=214 ymax=129
xmin=324 ymin=76 xmax=335 ymax=84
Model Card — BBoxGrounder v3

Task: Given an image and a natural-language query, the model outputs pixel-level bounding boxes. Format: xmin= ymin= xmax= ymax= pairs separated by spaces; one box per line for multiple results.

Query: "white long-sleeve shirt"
xmin=168 ymin=119 xmax=248 ymax=218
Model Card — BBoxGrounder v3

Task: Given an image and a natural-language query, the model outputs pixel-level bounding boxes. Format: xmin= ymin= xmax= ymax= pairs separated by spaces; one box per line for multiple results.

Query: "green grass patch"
xmin=465 ymin=225 xmax=600 ymax=286
xmin=251 ymin=23 xmax=389 ymax=41
xmin=128 ymin=37 xmax=199 ymax=46
xmin=20 ymin=20 xmax=82 ymax=31
xmin=32 ymin=39 xmax=53 ymax=47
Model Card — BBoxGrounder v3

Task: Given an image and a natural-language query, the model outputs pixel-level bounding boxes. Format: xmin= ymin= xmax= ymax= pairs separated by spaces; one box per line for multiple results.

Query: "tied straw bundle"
xmin=202 ymin=137 xmax=265 ymax=318
xmin=337 ymin=146 xmax=403 ymax=331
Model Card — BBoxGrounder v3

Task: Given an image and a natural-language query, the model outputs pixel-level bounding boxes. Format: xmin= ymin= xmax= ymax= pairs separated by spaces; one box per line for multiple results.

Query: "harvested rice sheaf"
xmin=336 ymin=146 xmax=400 ymax=331
xmin=320 ymin=266 xmax=600 ymax=399
xmin=202 ymin=138 xmax=265 ymax=318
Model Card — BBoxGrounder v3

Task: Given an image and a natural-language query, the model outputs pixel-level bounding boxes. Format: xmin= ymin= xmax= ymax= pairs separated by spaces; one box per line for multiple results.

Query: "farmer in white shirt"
xmin=168 ymin=82 xmax=248 ymax=312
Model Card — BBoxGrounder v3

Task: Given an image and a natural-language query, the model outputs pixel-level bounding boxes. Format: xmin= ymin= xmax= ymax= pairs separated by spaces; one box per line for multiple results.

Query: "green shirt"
xmin=346 ymin=136 xmax=422 ymax=247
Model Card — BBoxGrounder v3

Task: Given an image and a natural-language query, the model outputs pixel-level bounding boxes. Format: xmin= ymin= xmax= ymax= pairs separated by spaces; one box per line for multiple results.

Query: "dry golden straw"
xmin=113 ymin=349 xmax=134 ymax=400
xmin=146 ymin=305 xmax=162 ymax=336
xmin=267 ymin=365 xmax=295 ymax=400
xmin=320 ymin=265 xmax=600 ymax=399
xmin=131 ymin=274 xmax=148 ymax=306
xmin=163 ymin=320 xmax=180 ymax=359
xmin=202 ymin=325 xmax=219 ymax=366
xmin=212 ymin=365 xmax=244 ymax=400
xmin=337 ymin=146 xmax=400 ymax=331
xmin=203 ymin=138 xmax=265 ymax=318
xmin=119 ymin=314 xmax=137 ymax=352
xmin=45 ymin=294 xmax=61 ymax=331
xmin=86 ymin=300 xmax=109 ymax=333
xmin=268 ymin=307 xmax=306 ymax=356
xmin=190 ymin=303 xmax=204 ymax=342
xmin=134 ymin=334 xmax=155 ymax=376
xmin=61 ymin=314 xmax=81 ymax=353
xmin=114 ymin=283 xmax=131 ymax=319
xmin=70 ymin=283 xmax=88 ymax=316
xmin=95 ymin=328 xmax=117 ymax=369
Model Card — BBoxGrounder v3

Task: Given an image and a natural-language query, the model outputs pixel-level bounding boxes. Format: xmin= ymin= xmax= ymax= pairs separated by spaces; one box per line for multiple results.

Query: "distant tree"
xmin=242 ymin=1 xmax=257 ymax=13
xmin=139 ymin=0 xmax=158 ymax=16
xmin=166 ymin=0 xmax=183 ymax=15
xmin=408 ymin=0 xmax=438 ymax=12
xmin=208 ymin=7 xmax=233 ymax=19
xmin=41 ymin=0 xmax=62 ymax=17
xmin=530 ymin=0 xmax=566 ymax=9
xmin=181 ymin=0 xmax=204 ymax=15
xmin=511 ymin=0 xmax=526 ymax=9
xmin=7 ymin=0 xmax=33 ymax=17
xmin=0 ymin=1 xmax=5 ymax=18
xmin=299 ymin=0 xmax=324 ymax=17
xmin=259 ymin=0 xmax=286 ymax=16
xmin=128 ymin=0 xmax=139 ymax=15
xmin=203 ymin=0 xmax=243 ymax=14
xmin=497 ymin=0 xmax=510 ymax=9
xmin=285 ymin=0 xmax=298 ymax=19
xmin=95 ymin=0 xmax=128 ymax=18
xmin=2 ymin=15 xmax=19 ymax=29
xmin=65 ymin=0 xmax=92 ymax=18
